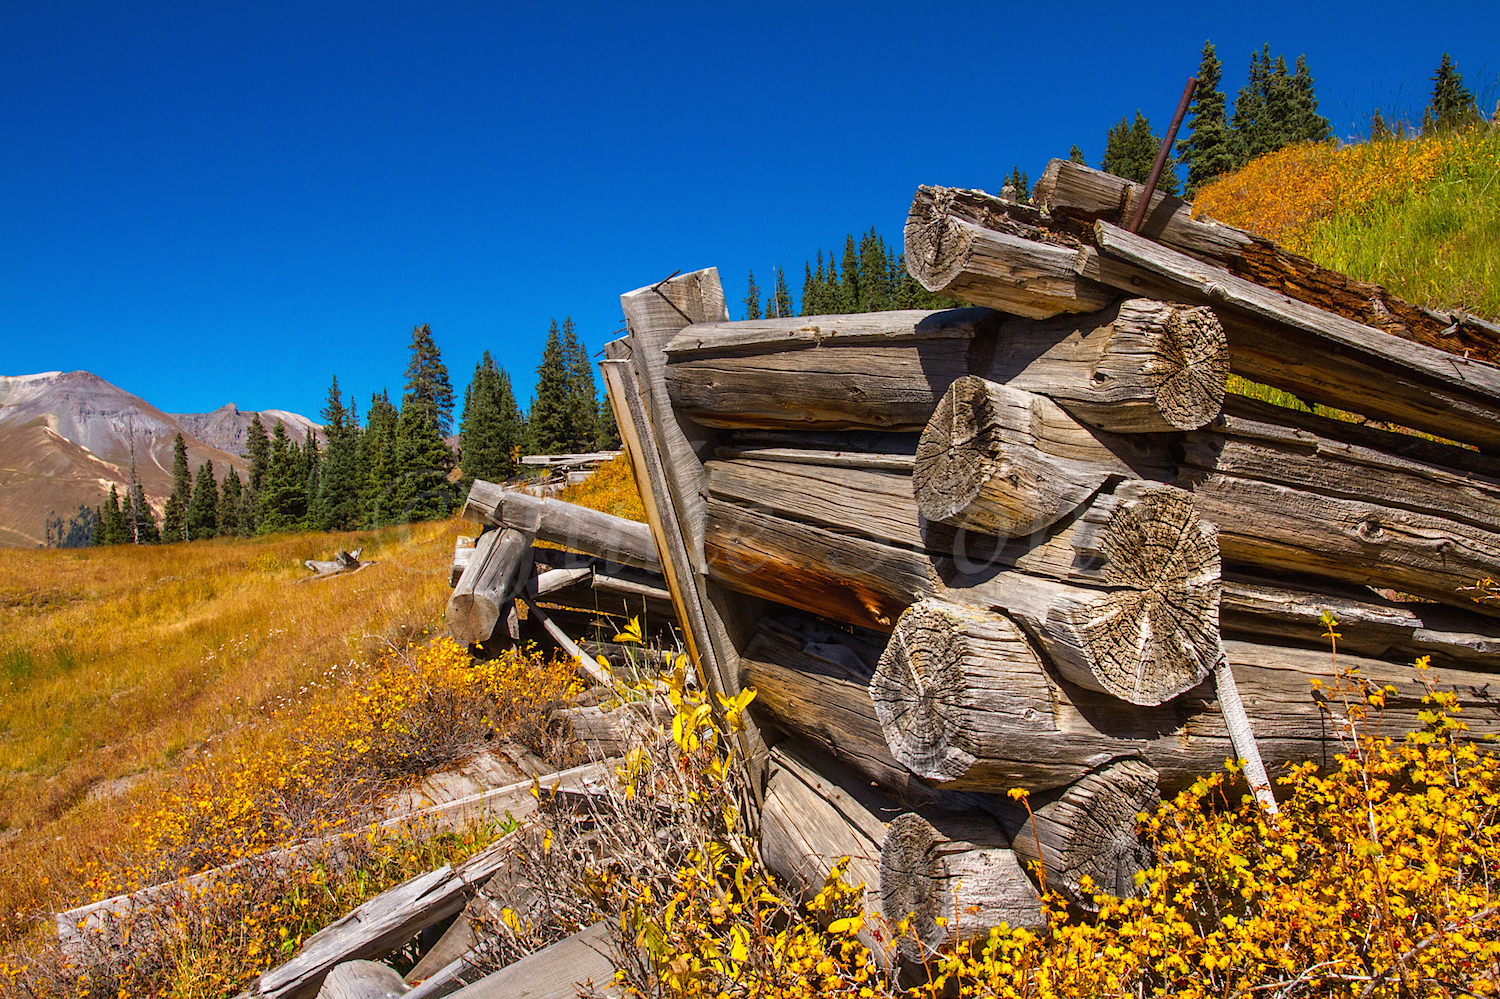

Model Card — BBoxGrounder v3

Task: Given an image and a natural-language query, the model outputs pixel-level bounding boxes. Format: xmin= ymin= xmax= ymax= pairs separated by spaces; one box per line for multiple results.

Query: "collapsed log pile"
xmin=598 ymin=159 xmax=1500 ymax=960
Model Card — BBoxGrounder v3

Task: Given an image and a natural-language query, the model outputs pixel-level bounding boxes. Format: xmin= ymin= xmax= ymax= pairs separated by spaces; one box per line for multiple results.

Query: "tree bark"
xmin=447 ymin=529 xmax=534 ymax=646
xmin=905 ymin=186 xmax=1116 ymax=319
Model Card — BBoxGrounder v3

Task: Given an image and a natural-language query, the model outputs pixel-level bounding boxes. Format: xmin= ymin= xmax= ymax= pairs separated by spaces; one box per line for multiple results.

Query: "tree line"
xmin=742 ymin=229 xmax=962 ymax=322
xmin=81 ymin=318 xmax=617 ymax=547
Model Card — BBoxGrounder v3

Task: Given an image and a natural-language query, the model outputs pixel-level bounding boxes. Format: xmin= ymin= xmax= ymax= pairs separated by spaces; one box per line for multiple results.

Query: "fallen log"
xmin=1033 ymin=158 xmax=1500 ymax=364
xmin=742 ymin=605 xmax=1500 ymax=795
xmin=462 ymin=483 xmax=660 ymax=573
xmin=905 ymin=186 xmax=1116 ymax=319
xmin=317 ymin=961 xmax=408 ymax=999
xmin=1082 ymin=221 xmax=1500 ymax=454
xmin=447 ymin=529 xmax=533 ymax=646
xmin=880 ymin=812 xmax=1043 ymax=962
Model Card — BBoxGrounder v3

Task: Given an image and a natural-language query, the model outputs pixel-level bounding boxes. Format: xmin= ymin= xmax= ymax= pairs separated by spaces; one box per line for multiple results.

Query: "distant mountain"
xmin=0 ymin=371 xmax=320 ymax=547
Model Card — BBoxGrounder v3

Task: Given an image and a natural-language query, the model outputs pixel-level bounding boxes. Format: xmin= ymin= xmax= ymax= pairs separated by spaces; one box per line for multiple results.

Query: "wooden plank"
xmin=1086 ymin=220 xmax=1500 ymax=453
xmin=462 ymin=484 xmax=660 ymax=573
xmin=1034 ymin=158 xmax=1500 ymax=364
xmin=450 ymin=535 xmax=478 ymax=588
xmin=447 ymin=921 xmax=618 ymax=999
xmin=664 ymin=309 xmax=985 ymax=356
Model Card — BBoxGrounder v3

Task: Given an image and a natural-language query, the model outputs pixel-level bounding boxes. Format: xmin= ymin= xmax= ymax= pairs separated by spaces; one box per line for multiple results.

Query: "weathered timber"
xmin=1034 ymin=158 xmax=1500 ymax=364
xmin=447 ymin=529 xmax=534 ymax=646
xmin=913 ymin=376 xmax=1138 ymax=537
xmin=592 ymin=569 xmax=673 ymax=603
xmin=1009 ymin=759 xmax=1158 ymax=907
xmin=317 ymin=962 xmax=408 ymax=999
xmin=462 ymin=483 xmax=660 ymax=573
xmin=525 ymin=601 xmax=614 ymax=688
xmin=906 ymin=186 xmax=1115 ymax=318
xmin=665 ymin=309 xmax=984 ymax=356
xmin=303 ymin=549 xmax=368 ymax=581
xmin=714 ymin=445 xmax=915 ymax=471
xmin=254 ymin=834 xmax=523 ymax=999
xmin=1220 ymin=575 xmax=1500 ymax=670
xmin=973 ymin=298 xmax=1227 ymax=432
xmin=549 ymin=702 xmax=668 ymax=757
xmin=880 ymin=812 xmax=1042 ymax=961
xmin=742 ymin=613 xmax=1500 ymax=795
xmin=446 ymin=921 xmax=618 ymax=999
xmin=531 ymin=566 xmax=593 ymax=595
xmin=1082 ymin=221 xmax=1500 ymax=453
xmin=450 ymin=536 xmax=478 ymax=588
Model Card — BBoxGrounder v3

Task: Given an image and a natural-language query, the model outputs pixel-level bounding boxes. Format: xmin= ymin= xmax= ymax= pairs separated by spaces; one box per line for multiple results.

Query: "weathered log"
xmin=548 ymin=702 xmax=667 ymax=757
xmin=880 ymin=812 xmax=1043 ymax=961
xmin=446 ymin=921 xmax=618 ymax=999
xmin=742 ymin=609 xmax=1500 ymax=796
xmin=1033 ymin=158 xmax=1500 ymax=364
xmin=447 ymin=529 xmax=534 ymax=646
xmin=530 ymin=566 xmax=593 ymax=595
xmin=462 ymin=483 xmax=660 ymax=573
xmin=1220 ymin=575 xmax=1500 ymax=670
xmin=317 ymin=961 xmax=408 ymax=999
xmin=525 ymin=601 xmax=614 ymax=688
xmin=913 ymin=376 xmax=1137 ymax=537
xmin=905 ymin=186 xmax=1116 ymax=319
xmin=664 ymin=310 xmax=983 ymax=431
xmin=450 ymin=536 xmax=478 ymax=588
xmin=1081 ymin=221 xmax=1500 ymax=454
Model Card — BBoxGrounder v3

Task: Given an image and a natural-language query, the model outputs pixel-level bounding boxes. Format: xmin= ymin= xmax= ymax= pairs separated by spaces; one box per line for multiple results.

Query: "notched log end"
xmin=1141 ymin=302 xmax=1229 ymax=430
xmin=905 ymin=188 xmax=975 ymax=293
xmin=912 ymin=374 xmax=1003 ymax=526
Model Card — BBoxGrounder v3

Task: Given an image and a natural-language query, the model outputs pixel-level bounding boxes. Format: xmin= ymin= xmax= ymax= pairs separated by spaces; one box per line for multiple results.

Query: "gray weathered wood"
xmin=462 ymin=484 xmax=660 ymax=573
xmin=665 ymin=309 xmax=984 ymax=356
xmin=450 ymin=536 xmax=478 ymax=588
xmin=741 ymin=611 xmax=1500 ymax=796
xmin=446 ymin=921 xmax=618 ymax=999
xmin=1084 ymin=221 xmax=1500 ymax=453
xmin=525 ymin=601 xmax=614 ymax=688
xmin=405 ymin=913 xmax=475 ymax=987
xmin=880 ymin=812 xmax=1042 ymax=961
xmin=905 ymin=186 xmax=1116 ymax=319
xmin=317 ymin=962 xmax=408 ymax=999
xmin=913 ymin=376 xmax=1138 ymax=537
xmin=1034 ymin=158 xmax=1500 ymax=364
xmin=530 ymin=566 xmax=593 ymax=596
xmin=447 ymin=529 xmax=534 ymax=646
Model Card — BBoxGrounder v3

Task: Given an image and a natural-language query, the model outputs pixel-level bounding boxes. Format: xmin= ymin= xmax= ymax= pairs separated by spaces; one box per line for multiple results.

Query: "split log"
xmin=462 ymin=483 xmax=660 ymax=573
xmin=254 ymin=834 xmax=524 ymax=999
xmin=880 ymin=812 xmax=1042 ymax=961
xmin=1081 ymin=221 xmax=1500 ymax=454
xmin=447 ymin=529 xmax=533 ymax=646
xmin=317 ymin=961 xmax=408 ymax=999
xmin=450 ymin=536 xmax=478 ymax=588
xmin=913 ymin=376 xmax=1139 ymax=537
xmin=1220 ymin=576 xmax=1500 ymax=670
xmin=742 ymin=607 xmax=1500 ymax=796
xmin=664 ymin=309 xmax=984 ymax=431
xmin=905 ymin=186 xmax=1116 ymax=319
xmin=1033 ymin=158 xmax=1500 ymax=364
xmin=445 ymin=921 xmax=618 ymax=999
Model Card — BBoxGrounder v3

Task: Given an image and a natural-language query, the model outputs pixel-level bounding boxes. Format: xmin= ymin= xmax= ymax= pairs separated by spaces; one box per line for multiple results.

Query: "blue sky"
xmin=2 ymin=1 xmax=1495 ymax=423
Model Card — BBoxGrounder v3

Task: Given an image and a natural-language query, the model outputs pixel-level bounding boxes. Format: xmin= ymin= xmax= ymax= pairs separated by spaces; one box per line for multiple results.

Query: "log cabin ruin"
xmin=68 ymin=160 xmax=1498 ymax=997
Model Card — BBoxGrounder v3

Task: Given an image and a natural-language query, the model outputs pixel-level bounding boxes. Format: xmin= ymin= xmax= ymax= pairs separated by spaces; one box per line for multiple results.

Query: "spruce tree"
xmin=98 ymin=486 xmax=126 ymax=545
xmin=1424 ymin=53 xmax=1479 ymax=133
xmin=1069 ymin=144 xmax=1086 ymax=164
xmin=302 ymin=435 xmax=321 ymax=530
xmin=313 ymin=376 xmax=363 ymax=531
xmin=530 ymin=320 xmax=569 ymax=454
xmin=245 ymin=414 xmax=271 ymax=493
xmin=125 ymin=482 xmax=159 ymax=544
xmin=1101 ymin=111 xmax=1180 ymax=196
xmin=257 ymin=422 xmax=308 ymax=533
xmin=595 ymin=380 xmax=619 ymax=449
xmin=743 ymin=271 xmax=762 ymax=320
xmin=403 ymin=323 xmax=455 ymax=434
xmin=801 ymin=261 xmax=818 ymax=316
xmin=838 ymin=235 xmax=860 ymax=314
xmin=460 ymin=352 xmax=519 ymax=486
xmin=187 ymin=461 xmax=219 ymax=539
xmin=1289 ymin=55 xmax=1332 ymax=145
xmin=362 ymin=390 xmax=400 ymax=526
xmin=1177 ymin=41 xmax=1237 ymax=198
xmin=219 ymin=468 xmax=243 ymax=536
xmin=392 ymin=402 xmax=454 ymax=522
xmin=1229 ymin=45 xmax=1327 ymax=164
xmin=773 ymin=267 xmax=793 ymax=319
xmin=1370 ymin=108 xmax=1393 ymax=141
xmin=160 ymin=434 xmax=192 ymax=542
xmin=1002 ymin=166 xmax=1030 ymax=203
xmin=562 ymin=317 xmax=598 ymax=451
xmin=858 ymin=231 xmax=890 ymax=311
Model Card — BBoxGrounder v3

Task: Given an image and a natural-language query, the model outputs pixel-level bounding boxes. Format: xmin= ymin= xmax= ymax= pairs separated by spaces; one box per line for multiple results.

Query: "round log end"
xmin=904 ymin=190 xmax=975 ymax=293
xmin=1062 ymin=484 xmax=1221 ymax=705
xmin=1143 ymin=303 xmax=1228 ymax=430
xmin=913 ymin=375 xmax=1003 ymax=526
xmin=878 ymin=812 xmax=950 ymax=958
xmin=871 ymin=599 xmax=1041 ymax=783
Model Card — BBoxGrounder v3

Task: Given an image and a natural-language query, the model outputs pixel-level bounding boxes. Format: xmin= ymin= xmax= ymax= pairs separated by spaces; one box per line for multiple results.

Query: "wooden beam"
xmin=462 ymin=484 xmax=660 ymax=573
xmin=447 ymin=528 xmax=533 ymax=646
xmin=445 ymin=921 xmax=618 ymax=999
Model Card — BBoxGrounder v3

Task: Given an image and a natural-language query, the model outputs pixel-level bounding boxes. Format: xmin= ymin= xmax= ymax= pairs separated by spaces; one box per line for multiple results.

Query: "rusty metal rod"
xmin=1127 ymin=77 xmax=1198 ymax=233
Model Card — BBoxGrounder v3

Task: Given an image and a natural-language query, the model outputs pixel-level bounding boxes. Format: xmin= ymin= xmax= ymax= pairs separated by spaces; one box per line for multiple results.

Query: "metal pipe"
xmin=1127 ymin=77 xmax=1198 ymax=233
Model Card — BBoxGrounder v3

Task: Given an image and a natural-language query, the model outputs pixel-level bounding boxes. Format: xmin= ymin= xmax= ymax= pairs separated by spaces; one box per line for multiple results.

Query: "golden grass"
xmin=554 ymin=454 xmax=645 ymax=523
xmin=0 ymin=521 xmax=465 ymax=941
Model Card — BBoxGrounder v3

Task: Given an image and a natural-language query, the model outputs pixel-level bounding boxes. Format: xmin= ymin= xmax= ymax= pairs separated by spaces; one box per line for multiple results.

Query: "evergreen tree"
xmin=45 ymin=505 xmax=98 ymax=547
xmin=362 ymin=390 xmax=400 ymax=527
xmin=801 ymin=260 xmax=818 ymax=317
xmin=1069 ymin=144 xmax=1086 ymax=164
xmin=302 ymin=435 xmax=321 ymax=530
xmin=98 ymin=485 xmax=126 ymax=545
xmin=313 ymin=376 xmax=363 ymax=531
xmin=187 ymin=461 xmax=219 ymax=539
xmin=562 ymin=317 xmax=598 ymax=451
xmin=1002 ymin=166 xmax=1030 ymax=203
xmin=1101 ymin=111 xmax=1180 ymax=196
xmin=257 ymin=422 xmax=308 ymax=533
xmin=1289 ymin=55 xmax=1332 ymax=145
xmin=245 ymin=414 xmax=271 ymax=493
xmin=858 ymin=231 xmax=891 ymax=311
xmin=743 ymin=271 xmax=762 ymax=320
xmin=838 ymin=235 xmax=860 ymax=314
xmin=530 ymin=320 xmax=569 ymax=454
xmin=460 ymin=352 xmax=525 ymax=485
xmin=392 ymin=402 xmax=454 ymax=522
xmin=403 ymin=323 xmax=455 ymax=434
xmin=220 ymin=468 xmax=243 ymax=536
xmin=1370 ymin=108 xmax=1393 ymax=141
xmin=1230 ymin=45 xmax=1328 ymax=165
xmin=1424 ymin=53 xmax=1479 ymax=133
xmin=125 ymin=482 xmax=159 ymax=544
xmin=772 ymin=267 xmax=794 ymax=319
xmin=161 ymin=433 xmax=192 ymax=542
xmin=1177 ymin=41 xmax=1237 ymax=198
